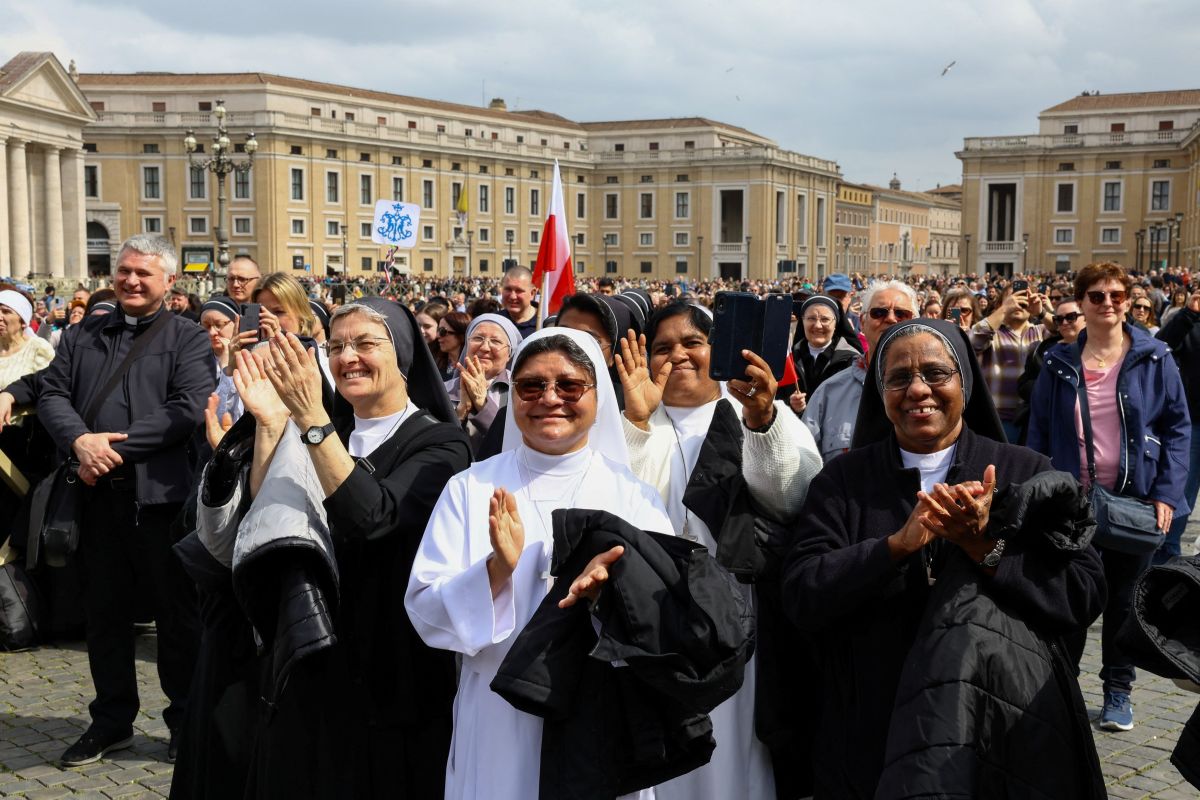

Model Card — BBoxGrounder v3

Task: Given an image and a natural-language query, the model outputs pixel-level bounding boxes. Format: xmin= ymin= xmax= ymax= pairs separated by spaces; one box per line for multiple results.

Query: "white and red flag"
xmin=533 ymin=160 xmax=575 ymax=325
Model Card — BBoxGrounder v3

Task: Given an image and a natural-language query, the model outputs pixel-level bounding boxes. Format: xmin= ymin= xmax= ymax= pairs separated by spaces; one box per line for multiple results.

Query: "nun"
xmin=445 ymin=312 xmax=523 ymax=456
xmin=176 ymin=297 xmax=470 ymax=799
xmin=405 ymin=327 xmax=673 ymax=800
xmin=788 ymin=294 xmax=861 ymax=414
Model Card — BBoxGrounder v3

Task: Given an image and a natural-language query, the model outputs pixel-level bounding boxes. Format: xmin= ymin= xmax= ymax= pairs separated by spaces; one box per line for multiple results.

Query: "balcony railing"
xmin=983 ymin=241 xmax=1017 ymax=254
xmin=963 ymin=126 xmax=1192 ymax=151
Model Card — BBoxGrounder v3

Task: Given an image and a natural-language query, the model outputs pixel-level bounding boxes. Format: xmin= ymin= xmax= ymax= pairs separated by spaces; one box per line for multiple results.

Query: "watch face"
xmin=983 ymin=551 xmax=1001 ymax=567
xmin=306 ymin=427 xmax=324 ymax=444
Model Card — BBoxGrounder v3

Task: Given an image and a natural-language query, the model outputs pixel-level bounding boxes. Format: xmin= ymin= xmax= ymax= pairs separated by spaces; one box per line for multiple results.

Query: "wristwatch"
xmin=301 ymin=422 xmax=337 ymax=446
xmin=978 ymin=538 xmax=1006 ymax=568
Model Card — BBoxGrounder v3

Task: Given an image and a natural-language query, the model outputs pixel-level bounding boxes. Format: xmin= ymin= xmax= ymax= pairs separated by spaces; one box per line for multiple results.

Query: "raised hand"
xmin=559 ymin=545 xmax=624 ymax=608
xmin=203 ymin=392 xmax=234 ymax=450
xmin=788 ymin=390 xmax=807 ymax=415
xmin=457 ymin=355 xmax=489 ymax=414
xmin=233 ymin=348 xmax=289 ymax=427
xmin=615 ymin=331 xmax=671 ymax=429
xmin=263 ymin=333 xmax=325 ymax=427
xmin=487 ymin=488 xmax=525 ymax=597
xmin=728 ymin=349 xmax=778 ymax=429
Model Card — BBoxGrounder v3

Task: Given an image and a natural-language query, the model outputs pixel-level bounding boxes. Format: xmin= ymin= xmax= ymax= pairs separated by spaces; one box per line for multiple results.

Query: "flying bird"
xmin=940 ymin=60 xmax=957 ymax=77
xmin=725 ymin=67 xmax=735 ymax=73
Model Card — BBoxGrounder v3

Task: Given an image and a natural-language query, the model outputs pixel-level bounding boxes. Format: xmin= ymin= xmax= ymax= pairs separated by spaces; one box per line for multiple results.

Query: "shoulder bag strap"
xmin=81 ymin=309 xmax=173 ymax=428
xmin=1074 ymin=342 xmax=1098 ymax=487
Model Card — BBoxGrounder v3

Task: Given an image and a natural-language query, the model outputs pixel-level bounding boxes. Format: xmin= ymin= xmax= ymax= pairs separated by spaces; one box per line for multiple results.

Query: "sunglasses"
xmin=881 ymin=367 xmax=959 ymax=392
xmin=868 ymin=306 xmax=915 ymax=321
xmin=436 ymin=327 xmax=454 ymax=336
xmin=1052 ymin=311 xmax=1083 ymax=324
xmin=513 ymin=378 xmax=596 ymax=403
xmin=1086 ymin=290 xmax=1127 ymax=306
xmin=1132 ymin=304 xmax=1153 ymax=312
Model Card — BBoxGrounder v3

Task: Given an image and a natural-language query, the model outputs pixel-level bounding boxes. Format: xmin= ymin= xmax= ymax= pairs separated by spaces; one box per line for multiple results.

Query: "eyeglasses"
xmin=324 ymin=336 xmax=391 ymax=358
xmin=436 ymin=327 xmax=455 ymax=336
xmin=882 ymin=367 xmax=959 ymax=392
xmin=202 ymin=318 xmax=234 ymax=332
xmin=803 ymin=315 xmax=835 ymax=326
xmin=468 ymin=335 xmax=511 ymax=351
xmin=227 ymin=275 xmax=259 ymax=285
xmin=1132 ymin=303 xmax=1153 ymax=312
xmin=955 ymin=307 xmax=974 ymax=315
xmin=512 ymin=378 xmax=596 ymax=403
xmin=1086 ymin=290 xmax=1127 ymax=306
xmin=1052 ymin=311 xmax=1083 ymax=324
xmin=868 ymin=306 xmax=915 ymax=321
xmin=1048 ymin=295 xmax=1065 ymax=303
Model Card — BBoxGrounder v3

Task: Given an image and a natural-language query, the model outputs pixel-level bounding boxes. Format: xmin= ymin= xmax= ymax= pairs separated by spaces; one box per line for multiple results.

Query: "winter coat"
xmin=792 ymin=337 xmax=858 ymax=397
xmin=1156 ymin=306 xmax=1200 ymax=420
xmin=877 ymin=470 xmax=1106 ymax=800
xmin=1027 ymin=323 xmax=1191 ymax=514
xmin=781 ymin=427 xmax=1106 ymax=799
xmin=490 ymin=508 xmax=753 ymax=799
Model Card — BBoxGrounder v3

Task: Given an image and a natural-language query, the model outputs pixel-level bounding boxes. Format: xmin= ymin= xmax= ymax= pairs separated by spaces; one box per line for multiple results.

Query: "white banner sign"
xmin=371 ymin=200 xmax=421 ymax=247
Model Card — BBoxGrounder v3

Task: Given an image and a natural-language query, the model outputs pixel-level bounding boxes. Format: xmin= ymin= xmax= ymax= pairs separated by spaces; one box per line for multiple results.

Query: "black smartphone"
xmin=1012 ymin=280 xmax=1029 ymax=293
xmin=949 ymin=307 xmax=962 ymax=322
xmin=238 ymin=303 xmax=261 ymax=340
xmin=708 ymin=292 xmax=792 ymax=382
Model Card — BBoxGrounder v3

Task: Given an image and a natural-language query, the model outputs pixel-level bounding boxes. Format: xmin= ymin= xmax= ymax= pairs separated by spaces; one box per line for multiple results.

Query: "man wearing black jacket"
xmin=1154 ymin=288 xmax=1200 ymax=562
xmin=39 ymin=234 xmax=214 ymax=767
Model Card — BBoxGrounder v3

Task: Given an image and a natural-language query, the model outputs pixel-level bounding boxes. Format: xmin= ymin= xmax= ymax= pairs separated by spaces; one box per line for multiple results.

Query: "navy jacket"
xmin=1026 ymin=323 xmax=1191 ymax=514
xmin=37 ymin=304 xmax=214 ymax=506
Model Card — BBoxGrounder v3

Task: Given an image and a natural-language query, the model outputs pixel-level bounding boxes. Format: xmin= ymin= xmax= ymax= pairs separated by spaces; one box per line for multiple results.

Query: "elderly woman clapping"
xmin=445 ymin=312 xmax=522 ymax=456
xmin=782 ymin=318 xmax=1107 ymax=799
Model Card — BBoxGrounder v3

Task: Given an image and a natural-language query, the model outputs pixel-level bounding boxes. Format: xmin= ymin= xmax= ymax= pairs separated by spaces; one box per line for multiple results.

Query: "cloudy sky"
xmin=5 ymin=0 xmax=1198 ymax=188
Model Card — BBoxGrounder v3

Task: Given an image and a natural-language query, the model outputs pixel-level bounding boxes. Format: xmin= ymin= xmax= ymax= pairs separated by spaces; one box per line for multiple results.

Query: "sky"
xmin=4 ymin=0 xmax=1199 ymax=189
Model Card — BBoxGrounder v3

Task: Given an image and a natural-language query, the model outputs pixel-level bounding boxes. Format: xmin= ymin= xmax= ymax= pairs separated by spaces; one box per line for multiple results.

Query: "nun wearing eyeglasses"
xmin=406 ymin=327 xmax=674 ymax=800
xmin=445 ymin=312 xmax=523 ymax=457
xmin=781 ymin=318 xmax=1105 ymax=799
xmin=177 ymin=298 xmax=470 ymax=799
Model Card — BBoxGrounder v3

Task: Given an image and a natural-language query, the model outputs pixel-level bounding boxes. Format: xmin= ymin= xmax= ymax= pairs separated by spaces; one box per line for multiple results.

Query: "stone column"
xmin=0 ymin=139 xmax=9 ymax=274
xmin=60 ymin=148 xmax=86 ymax=280
xmin=44 ymin=147 xmax=65 ymax=278
xmin=7 ymin=141 xmax=30 ymax=276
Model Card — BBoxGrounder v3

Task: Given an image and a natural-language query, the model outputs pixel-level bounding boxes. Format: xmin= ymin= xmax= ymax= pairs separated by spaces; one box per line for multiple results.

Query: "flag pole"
xmin=538 ymin=271 xmax=549 ymax=330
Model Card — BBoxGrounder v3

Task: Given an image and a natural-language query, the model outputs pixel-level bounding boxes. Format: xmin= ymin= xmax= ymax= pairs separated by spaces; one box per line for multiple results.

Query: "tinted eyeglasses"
xmin=512 ymin=378 xmax=596 ymax=403
xmin=436 ymin=327 xmax=456 ymax=336
xmin=882 ymin=367 xmax=959 ymax=392
xmin=1086 ymin=290 xmax=1127 ymax=306
xmin=1052 ymin=311 xmax=1083 ymax=324
xmin=868 ymin=306 xmax=915 ymax=321
xmin=1132 ymin=303 xmax=1153 ymax=312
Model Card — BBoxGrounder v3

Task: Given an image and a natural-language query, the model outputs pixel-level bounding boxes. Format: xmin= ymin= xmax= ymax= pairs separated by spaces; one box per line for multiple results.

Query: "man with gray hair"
xmin=39 ymin=234 xmax=214 ymax=767
xmin=801 ymin=280 xmax=918 ymax=462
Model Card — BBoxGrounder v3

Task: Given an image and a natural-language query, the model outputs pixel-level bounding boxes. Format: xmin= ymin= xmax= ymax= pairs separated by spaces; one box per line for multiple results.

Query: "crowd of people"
xmin=2 ymin=231 xmax=1200 ymax=799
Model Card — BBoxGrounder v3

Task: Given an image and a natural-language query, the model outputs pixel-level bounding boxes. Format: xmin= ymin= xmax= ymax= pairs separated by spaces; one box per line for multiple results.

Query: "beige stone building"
xmin=61 ymin=63 xmax=841 ymax=282
xmin=0 ymin=52 xmax=95 ymax=278
xmin=833 ymin=182 xmax=872 ymax=275
xmin=858 ymin=175 xmax=961 ymax=276
xmin=958 ymin=90 xmax=1200 ymax=276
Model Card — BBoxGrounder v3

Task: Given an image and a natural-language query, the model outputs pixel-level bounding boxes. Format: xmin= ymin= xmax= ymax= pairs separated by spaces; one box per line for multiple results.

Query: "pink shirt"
xmin=1074 ymin=354 xmax=1126 ymax=492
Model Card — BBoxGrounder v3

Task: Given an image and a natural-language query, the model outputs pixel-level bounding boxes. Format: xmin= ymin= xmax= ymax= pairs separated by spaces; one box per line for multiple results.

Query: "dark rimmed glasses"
xmin=868 ymin=306 xmax=915 ymax=321
xmin=882 ymin=367 xmax=959 ymax=392
xmin=512 ymin=378 xmax=596 ymax=403
xmin=1052 ymin=311 xmax=1083 ymax=324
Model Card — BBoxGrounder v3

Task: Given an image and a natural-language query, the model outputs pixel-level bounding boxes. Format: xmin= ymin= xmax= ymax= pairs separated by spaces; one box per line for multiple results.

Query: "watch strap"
xmin=301 ymin=422 xmax=337 ymax=445
xmin=978 ymin=537 xmax=1006 ymax=567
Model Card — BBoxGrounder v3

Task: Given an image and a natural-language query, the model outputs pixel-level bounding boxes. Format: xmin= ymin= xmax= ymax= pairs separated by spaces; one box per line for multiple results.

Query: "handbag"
xmin=1075 ymin=353 xmax=1164 ymax=554
xmin=26 ymin=310 xmax=172 ymax=569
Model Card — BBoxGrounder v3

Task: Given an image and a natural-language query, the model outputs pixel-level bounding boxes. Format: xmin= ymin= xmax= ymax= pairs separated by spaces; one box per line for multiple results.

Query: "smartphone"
xmin=950 ymin=307 xmax=963 ymax=322
xmin=238 ymin=303 xmax=261 ymax=340
xmin=708 ymin=292 xmax=792 ymax=382
xmin=1012 ymin=280 xmax=1029 ymax=293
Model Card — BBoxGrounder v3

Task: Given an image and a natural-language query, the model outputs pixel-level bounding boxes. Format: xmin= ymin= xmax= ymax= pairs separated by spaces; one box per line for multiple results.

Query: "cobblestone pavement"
xmin=4 ymin=547 xmax=1200 ymax=798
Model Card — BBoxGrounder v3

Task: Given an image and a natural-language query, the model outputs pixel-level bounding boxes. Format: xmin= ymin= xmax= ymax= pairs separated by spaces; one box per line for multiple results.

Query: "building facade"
xmin=63 ymin=64 xmax=842 ymax=282
xmin=0 ymin=52 xmax=95 ymax=278
xmin=958 ymin=90 xmax=1200 ymax=276
xmin=833 ymin=183 xmax=872 ymax=274
xmin=861 ymin=175 xmax=961 ymax=276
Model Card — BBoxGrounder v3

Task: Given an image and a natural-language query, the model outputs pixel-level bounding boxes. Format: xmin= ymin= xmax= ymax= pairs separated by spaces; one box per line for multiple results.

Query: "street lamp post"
xmin=603 ymin=237 xmax=609 ymax=276
xmin=506 ymin=229 xmax=514 ymax=267
xmin=1021 ymin=232 xmax=1029 ymax=274
xmin=900 ymin=232 xmax=910 ymax=275
xmin=1150 ymin=225 xmax=1160 ymax=271
xmin=745 ymin=235 xmax=752 ymax=280
xmin=842 ymin=236 xmax=851 ymax=273
xmin=1166 ymin=219 xmax=1176 ymax=272
xmin=887 ymin=242 xmax=895 ymax=275
xmin=697 ymin=235 xmax=704 ymax=282
xmin=964 ymin=233 xmax=971 ymax=275
xmin=466 ymin=230 xmax=474 ymax=278
xmin=340 ymin=225 xmax=348 ymax=279
xmin=183 ymin=99 xmax=257 ymax=284
xmin=1135 ymin=229 xmax=1145 ymax=272
xmin=1176 ymin=212 xmax=1185 ymax=268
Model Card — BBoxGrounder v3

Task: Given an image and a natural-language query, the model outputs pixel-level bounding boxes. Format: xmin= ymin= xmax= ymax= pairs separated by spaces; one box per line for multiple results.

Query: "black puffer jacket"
xmin=877 ymin=471 xmax=1107 ymax=800
xmin=491 ymin=508 xmax=753 ymax=800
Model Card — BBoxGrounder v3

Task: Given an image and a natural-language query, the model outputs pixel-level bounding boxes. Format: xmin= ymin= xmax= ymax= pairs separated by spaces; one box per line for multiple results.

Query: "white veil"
xmin=500 ymin=326 xmax=630 ymax=468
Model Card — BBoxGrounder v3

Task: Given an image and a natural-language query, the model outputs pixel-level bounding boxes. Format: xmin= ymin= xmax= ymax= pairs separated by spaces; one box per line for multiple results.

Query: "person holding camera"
xmin=971 ymin=283 xmax=1050 ymax=442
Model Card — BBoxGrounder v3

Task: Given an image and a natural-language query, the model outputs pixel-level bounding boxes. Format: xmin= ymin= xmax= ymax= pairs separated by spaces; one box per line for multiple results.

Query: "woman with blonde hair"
xmin=254 ymin=272 xmax=319 ymax=339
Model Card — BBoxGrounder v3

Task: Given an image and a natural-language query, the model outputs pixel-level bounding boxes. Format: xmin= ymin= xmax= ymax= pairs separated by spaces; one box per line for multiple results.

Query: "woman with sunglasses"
xmin=1012 ymin=298 xmax=1086 ymax=444
xmin=615 ymin=302 xmax=822 ymax=799
xmin=445 ymin=313 xmax=523 ymax=456
xmin=971 ymin=283 xmax=1050 ymax=442
xmin=1130 ymin=297 xmax=1161 ymax=335
xmin=407 ymin=328 xmax=676 ymax=800
xmin=1028 ymin=262 xmax=1190 ymax=734
xmin=433 ymin=311 xmax=469 ymax=382
xmin=940 ymin=288 xmax=979 ymax=331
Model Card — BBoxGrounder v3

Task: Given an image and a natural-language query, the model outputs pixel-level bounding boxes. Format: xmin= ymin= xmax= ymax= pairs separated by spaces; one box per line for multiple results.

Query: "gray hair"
xmin=117 ymin=234 xmax=178 ymax=275
xmin=330 ymin=302 xmax=390 ymax=335
xmin=862 ymin=279 xmax=918 ymax=316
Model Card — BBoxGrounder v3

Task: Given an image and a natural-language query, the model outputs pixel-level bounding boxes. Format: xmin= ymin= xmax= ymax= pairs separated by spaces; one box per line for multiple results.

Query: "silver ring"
xmin=746 ymin=385 xmax=757 ymax=397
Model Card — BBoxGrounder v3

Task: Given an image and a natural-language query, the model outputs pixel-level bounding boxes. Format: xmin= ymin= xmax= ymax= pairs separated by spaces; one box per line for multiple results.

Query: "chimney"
xmin=488 ymin=97 xmax=507 ymax=111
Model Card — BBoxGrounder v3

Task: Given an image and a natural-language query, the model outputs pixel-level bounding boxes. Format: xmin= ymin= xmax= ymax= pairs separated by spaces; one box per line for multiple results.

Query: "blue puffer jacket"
xmin=1027 ymin=323 xmax=1191 ymax=514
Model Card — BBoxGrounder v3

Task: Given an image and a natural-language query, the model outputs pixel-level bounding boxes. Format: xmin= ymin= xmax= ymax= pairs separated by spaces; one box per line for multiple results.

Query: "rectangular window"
xmin=639 ymin=193 xmax=653 ymax=219
xmin=675 ymin=232 xmax=689 ymax=246
xmin=797 ymin=194 xmax=807 ymax=245
xmin=1152 ymin=180 xmax=1170 ymax=211
xmin=575 ymin=232 xmax=584 ymax=246
xmin=1159 ymin=120 xmax=1175 ymax=131
xmin=143 ymin=216 xmax=162 ymax=234
xmin=290 ymin=145 xmax=303 ymax=155
xmin=530 ymin=230 xmax=540 ymax=245
xmin=360 ymin=222 xmax=372 ymax=237
xmin=603 ymin=233 xmax=619 ymax=246
xmin=1110 ymin=123 xmax=1125 ymax=133
xmin=151 ymin=102 xmax=166 ymax=113
xmin=423 ymin=180 xmax=434 ymax=209
xmin=327 ymin=220 xmax=341 ymax=237
xmin=640 ymin=175 xmax=653 ymax=183
xmin=291 ymin=168 xmax=304 ymax=201
xmin=640 ymin=232 xmax=653 ymax=246
xmin=676 ymin=174 xmax=689 ymax=182
xmin=392 ymin=177 xmax=404 ymax=201
xmin=605 ymin=260 xmax=617 ymax=274
xmin=504 ymin=187 xmax=515 ymax=214
xmin=392 ymin=155 xmax=403 ymax=165
xmin=141 ymin=165 xmax=160 ymax=200
xmin=291 ymin=219 xmax=305 ymax=236
xmin=640 ymin=261 xmax=652 ymax=274
xmin=649 ymin=142 xmax=659 ymax=151
xmin=361 ymin=256 xmax=372 ymax=271
xmin=675 ymin=260 xmax=689 ymax=274
xmin=674 ymin=192 xmax=689 ymax=219
xmin=1101 ymin=228 xmax=1120 ymax=244
xmin=360 ymin=174 xmax=372 ymax=205
xmin=576 ymin=193 xmax=586 ymax=219
xmin=423 ymin=258 xmax=434 ymax=272
xmin=606 ymin=176 xmax=619 ymax=184
xmin=1056 ymin=183 xmax=1075 ymax=213
xmin=234 ymin=217 xmax=251 ymax=235
xmin=480 ymin=258 xmax=490 ymax=272
xmin=358 ymin=152 xmax=369 ymax=162
xmin=815 ymin=197 xmax=826 ymax=247
xmin=605 ymin=193 xmax=618 ymax=219
xmin=423 ymin=159 xmax=433 ymax=168
xmin=479 ymin=228 xmax=490 ymax=243
xmin=1105 ymin=160 xmax=1122 ymax=170
xmin=479 ymin=185 xmax=490 ymax=213
xmin=1063 ymin=124 xmax=1078 ymax=134
xmin=1055 ymin=228 xmax=1073 ymax=244
xmin=326 ymin=148 xmax=338 ymax=159
xmin=326 ymin=172 xmax=340 ymax=203
xmin=234 ymin=169 xmax=250 ymax=200
xmin=1058 ymin=162 xmax=1075 ymax=172
xmin=1102 ymin=182 xmax=1121 ymax=212
xmin=530 ymin=189 xmax=540 ymax=217
xmin=422 ymin=225 xmax=434 ymax=240
xmin=1154 ymin=159 xmax=1171 ymax=169
xmin=189 ymin=167 xmax=206 ymax=200
xmin=189 ymin=217 xmax=207 ymax=235
xmin=84 ymin=165 xmax=99 ymax=198
xmin=142 ymin=143 xmax=159 ymax=154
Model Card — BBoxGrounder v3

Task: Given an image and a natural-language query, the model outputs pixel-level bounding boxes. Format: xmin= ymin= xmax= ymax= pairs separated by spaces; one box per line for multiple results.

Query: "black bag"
xmin=0 ymin=558 xmax=44 ymax=650
xmin=1076 ymin=354 xmax=1164 ymax=554
xmin=26 ymin=310 xmax=172 ymax=569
